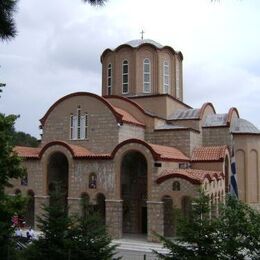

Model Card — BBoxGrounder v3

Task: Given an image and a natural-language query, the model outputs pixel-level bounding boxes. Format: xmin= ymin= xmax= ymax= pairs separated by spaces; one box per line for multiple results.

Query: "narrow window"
xmin=89 ymin=173 xmax=97 ymax=189
xmin=77 ymin=107 xmax=81 ymax=139
xmin=172 ymin=181 xmax=180 ymax=191
xmin=143 ymin=58 xmax=151 ymax=93
xmin=122 ymin=60 xmax=128 ymax=94
xmin=176 ymin=58 xmax=180 ymax=98
xmin=70 ymin=107 xmax=88 ymax=140
xmin=85 ymin=113 xmax=88 ymax=139
xmin=163 ymin=61 xmax=170 ymax=94
xmin=107 ymin=63 xmax=112 ymax=95
xmin=21 ymin=172 xmax=28 ymax=186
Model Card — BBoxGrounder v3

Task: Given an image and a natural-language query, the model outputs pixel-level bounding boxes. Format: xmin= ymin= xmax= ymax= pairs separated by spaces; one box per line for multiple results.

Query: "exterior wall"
xmin=130 ymin=95 xmax=189 ymax=119
xmin=155 ymin=178 xmax=200 ymax=207
xmin=70 ymin=159 xmax=115 ymax=200
xmin=41 ymin=95 xmax=119 ymax=153
xmin=101 ymin=44 xmax=183 ymax=100
xmin=234 ymin=134 xmax=260 ymax=205
xmin=119 ymin=124 xmax=145 ymax=142
xmin=202 ymin=127 xmax=232 ymax=148
xmin=146 ymin=129 xmax=200 ymax=157
xmin=191 ymin=162 xmax=224 ymax=172
xmin=6 ymin=160 xmax=41 ymax=196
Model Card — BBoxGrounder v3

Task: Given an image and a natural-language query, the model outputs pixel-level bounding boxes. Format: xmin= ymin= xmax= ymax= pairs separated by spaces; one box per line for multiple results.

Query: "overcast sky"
xmin=1 ymin=0 xmax=260 ymax=138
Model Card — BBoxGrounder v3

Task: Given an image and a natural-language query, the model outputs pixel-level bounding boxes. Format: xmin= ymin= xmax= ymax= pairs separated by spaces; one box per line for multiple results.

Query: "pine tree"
xmin=217 ymin=195 xmax=260 ymax=259
xmin=22 ymin=184 xmax=72 ymax=260
xmin=69 ymin=212 xmax=120 ymax=260
xmin=154 ymin=192 xmax=220 ymax=260
xmin=0 ymin=113 xmax=26 ymax=260
xmin=155 ymin=193 xmax=260 ymax=260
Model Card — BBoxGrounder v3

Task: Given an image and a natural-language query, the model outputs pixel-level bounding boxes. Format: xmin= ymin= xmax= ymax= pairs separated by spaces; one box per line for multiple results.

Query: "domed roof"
xmin=124 ymin=39 xmax=163 ymax=48
xmin=231 ymin=118 xmax=260 ymax=134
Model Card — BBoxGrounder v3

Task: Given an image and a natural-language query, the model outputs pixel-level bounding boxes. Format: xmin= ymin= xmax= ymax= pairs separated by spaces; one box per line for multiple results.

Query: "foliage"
xmin=0 ymin=112 xmax=26 ymax=259
xmin=69 ymin=212 xmax=120 ymax=260
xmin=155 ymin=193 xmax=260 ymax=260
xmin=22 ymin=185 xmax=72 ymax=260
xmin=0 ymin=0 xmax=18 ymax=40
xmin=83 ymin=0 xmax=107 ymax=6
xmin=154 ymin=192 xmax=219 ymax=260
xmin=11 ymin=130 xmax=38 ymax=147
xmin=217 ymin=195 xmax=260 ymax=259
xmin=22 ymin=186 xmax=119 ymax=260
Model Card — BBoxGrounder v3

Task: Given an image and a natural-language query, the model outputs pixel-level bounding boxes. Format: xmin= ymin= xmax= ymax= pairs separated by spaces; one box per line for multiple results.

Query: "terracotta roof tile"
xmin=156 ymin=168 xmax=224 ymax=185
xmin=113 ymin=106 xmax=145 ymax=127
xmin=191 ymin=145 xmax=228 ymax=162
xmin=14 ymin=146 xmax=41 ymax=158
xmin=149 ymin=143 xmax=189 ymax=161
xmin=15 ymin=142 xmax=110 ymax=160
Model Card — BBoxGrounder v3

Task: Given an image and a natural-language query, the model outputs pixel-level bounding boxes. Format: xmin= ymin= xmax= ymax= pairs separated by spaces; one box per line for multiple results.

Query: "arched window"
xmin=107 ymin=63 xmax=112 ymax=95
xmin=163 ymin=61 xmax=170 ymax=94
xmin=89 ymin=173 xmax=97 ymax=189
xmin=122 ymin=60 xmax=129 ymax=94
xmin=143 ymin=58 xmax=151 ymax=93
xmin=172 ymin=181 xmax=180 ymax=191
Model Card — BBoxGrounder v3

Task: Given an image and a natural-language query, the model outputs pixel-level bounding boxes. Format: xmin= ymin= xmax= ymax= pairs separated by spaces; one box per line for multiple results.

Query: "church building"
xmin=8 ymin=39 xmax=260 ymax=241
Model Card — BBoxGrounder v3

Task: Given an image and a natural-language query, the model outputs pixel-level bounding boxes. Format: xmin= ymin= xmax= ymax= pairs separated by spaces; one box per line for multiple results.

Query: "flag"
xmin=230 ymin=147 xmax=239 ymax=198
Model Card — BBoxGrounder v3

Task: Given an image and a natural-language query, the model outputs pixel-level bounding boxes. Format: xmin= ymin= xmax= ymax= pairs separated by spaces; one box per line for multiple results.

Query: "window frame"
xmin=122 ymin=60 xmax=129 ymax=94
xmin=70 ymin=107 xmax=88 ymax=140
xmin=163 ymin=60 xmax=170 ymax=94
xmin=143 ymin=58 xmax=151 ymax=93
xmin=107 ymin=63 xmax=112 ymax=95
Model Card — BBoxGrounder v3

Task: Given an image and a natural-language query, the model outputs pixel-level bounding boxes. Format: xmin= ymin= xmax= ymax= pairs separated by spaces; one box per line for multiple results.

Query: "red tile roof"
xmin=15 ymin=141 xmax=110 ymax=160
xmin=156 ymin=168 xmax=224 ymax=185
xmin=112 ymin=106 xmax=145 ymax=127
xmin=14 ymin=146 xmax=41 ymax=159
xmin=149 ymin=143 xmax=189 ymax=161
xmin=15 ymin=139 xmax=189 ymax=162
xmin=191 ymin=145 xmax=228 ymax=162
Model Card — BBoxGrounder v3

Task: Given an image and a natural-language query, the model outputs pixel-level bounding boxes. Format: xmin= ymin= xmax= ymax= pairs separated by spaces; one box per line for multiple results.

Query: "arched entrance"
xmin=47 ymin=152 xmax=69 ymax=210
xmin=24 ymin=190 xmax=35 ymax=228
xmin=121 ymin=151 xmax=147 ymax=234
xmin=162 ymin=196 xmax=175 ymax=237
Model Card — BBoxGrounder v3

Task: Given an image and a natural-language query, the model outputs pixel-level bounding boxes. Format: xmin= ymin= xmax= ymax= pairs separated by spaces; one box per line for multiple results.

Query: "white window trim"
xmin=107 ymin=63 xmax=112 ymax=95
xmin=70 ymin=108 xmax=88 ymax=140
xmin=122 ymin=60 xmax=129 ymax=94
xmin=163 ymin=61 xmax=170 ymax=94
xmin=143 ymin=58 xmax=151 ymax=93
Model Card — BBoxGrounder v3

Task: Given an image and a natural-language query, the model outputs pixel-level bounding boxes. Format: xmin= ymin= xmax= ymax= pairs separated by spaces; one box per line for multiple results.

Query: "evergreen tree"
xmin=69 ymin=212 xmax=120 ymax=260
xmin=23 ymin=186 xmax=119 ymax=260
xmin=155 ymin=193 xmax=260 ymax=260
xmin=0 ymin=113 xmax=26 ymax=260
xmin=0 ymin=0 xmax=18 ymax=40
xmin=154 ymin=192 xmax=219 ymax=260
xmin=217 ymin=195 xmax=260 ymax=260
xmin=22 ymin=184 xmax=72 ymax=260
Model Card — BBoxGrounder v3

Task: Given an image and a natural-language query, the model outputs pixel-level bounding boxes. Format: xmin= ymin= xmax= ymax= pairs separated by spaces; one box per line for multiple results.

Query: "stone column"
xmin=68 ymin=197 xmax=81 ymax=217
xmin=147 ymin=201 xmax=164 ymax=242
xmin=105 ymin=199 xmax=123 ymax=239
xmin=34 ymin=195 xmax=49 ymax=230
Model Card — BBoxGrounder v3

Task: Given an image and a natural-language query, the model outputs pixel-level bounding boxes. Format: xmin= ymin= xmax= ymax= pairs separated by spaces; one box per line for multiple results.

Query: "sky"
xmin=0 ymin=0 xmax=260 ymax=138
